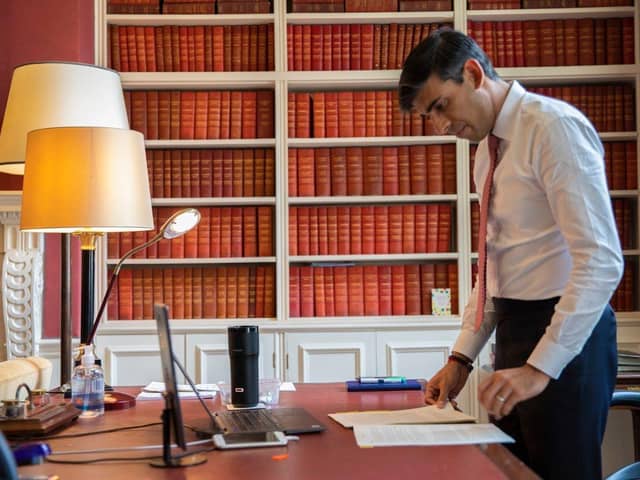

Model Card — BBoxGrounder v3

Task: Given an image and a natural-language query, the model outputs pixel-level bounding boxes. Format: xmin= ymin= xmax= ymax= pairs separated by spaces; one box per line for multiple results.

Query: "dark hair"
xmin=398 ymin=28 xmax=499 ymax=112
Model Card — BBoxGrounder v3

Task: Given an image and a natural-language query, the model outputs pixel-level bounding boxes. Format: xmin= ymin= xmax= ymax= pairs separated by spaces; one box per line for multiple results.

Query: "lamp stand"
xmin=60 ymin=233 xmax=72 ymax=386
xmin=78 ymin=233 xmax=98 ymax=345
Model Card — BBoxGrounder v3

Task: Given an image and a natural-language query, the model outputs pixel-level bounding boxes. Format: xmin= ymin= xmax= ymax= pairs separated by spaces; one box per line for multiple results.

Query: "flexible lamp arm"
xmin=86 ymin=208 xmax=201 ymax=347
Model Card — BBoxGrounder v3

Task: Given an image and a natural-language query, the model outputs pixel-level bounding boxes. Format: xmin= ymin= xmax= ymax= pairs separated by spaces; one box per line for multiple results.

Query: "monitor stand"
xmin=150 ymin=405 xmax=207 ymax=468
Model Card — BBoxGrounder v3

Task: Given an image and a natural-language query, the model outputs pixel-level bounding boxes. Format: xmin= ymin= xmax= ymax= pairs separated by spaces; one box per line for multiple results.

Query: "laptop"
xmin=152 ymin=306 xmax=325 ymax=437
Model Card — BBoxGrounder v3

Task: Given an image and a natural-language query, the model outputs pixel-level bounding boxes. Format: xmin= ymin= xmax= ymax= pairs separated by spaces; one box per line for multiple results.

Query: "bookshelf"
xmin=94 ymin=0 xmax=639 ymax=414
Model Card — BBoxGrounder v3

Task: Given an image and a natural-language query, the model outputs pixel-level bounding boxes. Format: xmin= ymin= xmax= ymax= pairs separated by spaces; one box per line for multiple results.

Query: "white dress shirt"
xmin=453 ymin=81 xmax=624 ymax=379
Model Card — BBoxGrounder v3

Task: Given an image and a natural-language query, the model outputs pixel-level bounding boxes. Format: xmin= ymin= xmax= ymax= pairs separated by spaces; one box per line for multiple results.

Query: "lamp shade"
xmin=20 ymin=127 xmax=153 ymax=233
xmin=0 ymin=62 xmax=128 ymax=175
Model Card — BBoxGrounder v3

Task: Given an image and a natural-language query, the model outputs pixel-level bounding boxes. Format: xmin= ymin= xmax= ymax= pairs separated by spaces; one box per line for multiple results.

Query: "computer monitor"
xmin=151 ymin=304 xmax=206 ymax=468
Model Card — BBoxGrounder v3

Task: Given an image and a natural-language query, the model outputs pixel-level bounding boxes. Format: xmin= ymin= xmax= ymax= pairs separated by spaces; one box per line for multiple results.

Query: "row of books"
xmin=289 ymin=90 xmax=434 ymax=138
xmin=286 ymin=23 xmax=450 ymax=72
xmin=528 ymin=85 xmax=635 ymax=134
xmin=108 ymin=206 xmax=274 ymax=259
xmin=289 ymin=0 xmax=451 ymax=12
xmin=146 ymin=148 xmax=275 ymax=199
xmin=468 ymin=0 xmax=631 ymax=9
xmin=468 ymin=19 xmax=635 ymax=68
xmin=124 ymin=90 xmax=275 ymax=140
xmin=289 ymin=146 xmax=456 ymax=197
xmin=109 ymin=24 xmax=275 ymax=72
xmin=107 ymin=0 xmax=272 ymax=14
xmin=469 ymin=141 xmax=638 ymax=194
xmin=108 ymin=265 xmax=276 ymax=321
xmin=289 ymin=204 xmax=454 ymax=256
xmin=289 ymin=263 xmax=458 ymax=317
xmin=612 ymin=199 xmax=636 ymax=251
xmin=618 ymin=349 xmax=640 ymax=373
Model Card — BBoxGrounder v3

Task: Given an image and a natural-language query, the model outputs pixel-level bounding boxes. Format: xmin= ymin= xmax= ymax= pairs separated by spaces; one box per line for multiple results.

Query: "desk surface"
xmin=19 ymin=383 xmax=538 ymax=480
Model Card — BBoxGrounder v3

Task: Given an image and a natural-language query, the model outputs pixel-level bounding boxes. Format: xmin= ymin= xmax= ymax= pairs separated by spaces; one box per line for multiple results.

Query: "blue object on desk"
xmin=346 ymin=379 xmax=423 ymax=391
xmin=12 ymin=442 xmax=51 ymax=465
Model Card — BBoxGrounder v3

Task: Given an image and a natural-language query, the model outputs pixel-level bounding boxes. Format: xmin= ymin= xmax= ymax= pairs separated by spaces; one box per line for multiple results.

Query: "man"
xmin=398 ymin=29 xmax=623 ymax=479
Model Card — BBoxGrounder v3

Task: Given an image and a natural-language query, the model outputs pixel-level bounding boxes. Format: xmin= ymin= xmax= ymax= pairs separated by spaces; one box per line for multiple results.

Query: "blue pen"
xmin=358 ymin=376 xmax=406 ymax=384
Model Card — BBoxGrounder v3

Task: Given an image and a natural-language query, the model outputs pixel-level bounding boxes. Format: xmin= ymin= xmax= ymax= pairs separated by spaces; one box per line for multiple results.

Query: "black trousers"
xmin=492 ymin=297 xmax=617 ymax=480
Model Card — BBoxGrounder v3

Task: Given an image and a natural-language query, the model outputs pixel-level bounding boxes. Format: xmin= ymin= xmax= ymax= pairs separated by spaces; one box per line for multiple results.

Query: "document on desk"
xmin=329 ymin=404 xmax=475 ymax=428
xmin=353 ymin=423 xmax=515 ymax=447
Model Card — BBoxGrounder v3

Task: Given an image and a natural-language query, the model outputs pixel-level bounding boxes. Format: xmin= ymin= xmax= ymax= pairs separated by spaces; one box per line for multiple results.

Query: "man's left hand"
xmin=478 ymin=364 xmax=550 ymax=420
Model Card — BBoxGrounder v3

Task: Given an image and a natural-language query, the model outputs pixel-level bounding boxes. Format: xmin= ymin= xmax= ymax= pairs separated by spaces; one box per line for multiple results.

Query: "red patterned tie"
xmin=474 ymin=134 xmax=499 ymax=332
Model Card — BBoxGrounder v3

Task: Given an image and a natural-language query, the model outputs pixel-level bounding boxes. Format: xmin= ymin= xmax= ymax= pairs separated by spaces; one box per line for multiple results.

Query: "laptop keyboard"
xmin=215 ymin=409 xmax=279 ymax=433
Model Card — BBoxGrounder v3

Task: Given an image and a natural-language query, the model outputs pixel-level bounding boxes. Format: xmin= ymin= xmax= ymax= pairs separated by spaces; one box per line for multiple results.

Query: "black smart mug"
xmin=228 ymin=325 xmax=260 ymax=407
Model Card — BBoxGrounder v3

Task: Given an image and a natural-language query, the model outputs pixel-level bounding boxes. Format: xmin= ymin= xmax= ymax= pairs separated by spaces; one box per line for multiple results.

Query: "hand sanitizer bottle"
xmin=71 ymin=346 xmax=104 ymax=417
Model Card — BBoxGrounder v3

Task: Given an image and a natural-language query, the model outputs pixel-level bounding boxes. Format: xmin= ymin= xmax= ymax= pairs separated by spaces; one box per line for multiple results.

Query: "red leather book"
xmin=183 ymin=267 xmax=194 ymax=319
xmin=202 ymin=268 xmax=216 ymax=318
xmin=289 ymin=207 xmax=298 ymax=256
xmin=327 ymin=206 xmax=339 ymax=255
xmin=199 ymin=150 xmax=212 ymax=197
xmin=257 ymin=90 xmax=274 ymax=138
xmin=230 ymin=207 xmax=243 ymax=257
xmin=172 ymin=268 xmax=185 ymax=319
xmin=322 ymin=268 xmax=335 ymax=317
xmin=219 ymin=207 xmax=232 ymax=257
xmin=426 ymin=205 xmax=439 ymax=253
xmin=346 ymin=147 xmax=363 ymax=195
xmin=611 ymin=142 xmax=626 ymax=190
xmin=231 ymin=149 xmax=243 ymax=197
xmin=426 ymin=144 xmax=444 ymax=194
xmin=340 ymin=24 xmax=351 ymax=70
xmin=297 ymin=148 xmax=316 ymax=196
xmin=396 ymin=24 xmax=406 ymax=70
xmin=376 ymin=265 xmax=391 ymax=315
xmin=375 ymin=90 xmax=388 ymax=137
xmin=324 ymin=92 xmax=339 ymax=137
xmin=134 ymin=26 xmax=146 ymax=72
xmin=229 ymin=90 xmax=242 ymax=139
xmin=236 ymin=266 xmax=249 ymax=319
xmin=361 ymin=208 xmax=375 ymax=253
xmin=562 ymin=19 xmax=578 ymax=66
xmin=130 ymin=90 xmax=148 ymax=136
xmin=248 ymin=24 xmax=259 ymax=72
xmin=363 ymin=146 xmax=383 ymax=195
xmin=330 ymin=147 xmax=347 ymax=195
xmin=241 ymin=90 xmax=257 ymax=139
xmin=197 ymin=207 xmax=211 ymax=258
xmin=330 ymin=24 xmax=342 ymax=70
xmin=192 ymin=91 xmax=207 ymax=139
xmin=373 ymin=23 xmax=381 ymax=70
xmin=622 ymin=18 xmax=634 ymax=64
xmin=348 ymin=266 xmax=364 ymax=316
xmin=409 ymin=145 xmax=427 ymax=194
xmin=258 ymin=206 xmax=274 ymax=257
xmin=363 ymin=265 xmax=379 ymax=316
xmin=254 ymin=148 xmax=266 ymax=197
xmin=226 ymin=266 xmax=238 ymax=318
xmin=350 ymin=206 xmax=362 ymax=255
xmin=242 ymin=207 xmax=258 ymax=257
xmin=313 ymin=92 xmax=326 ymax=138
xmin=300 ymin=266 xmax=314 ymax=317
xmin=314 ymin=268 xmax=326 ymax=317
xmin=315 ymin=147 xmax=331 ymax=196
xmin=215 ymin=267 xmax=227 ymax=318
xmin=442 ymin=144 xmax=456 ymax=194
xmin=109 ymin=25 xmax=121 ymax=71
xmin=189 ymin=268 xmax=202 ymax=319
xmin=402 ymin=204 xmax=415 ymax=254
xmin=296 ymin=92 xmax=311 ymax=138
xmin=297 ymin=207 xmax=310 ymax=256
xmin=626 ymin=142 xmax=637 ymax=190
xmin=437 ymin=204 xmax=452 ymax=252
xmin=184 ymin=224 xmax=198 ymax=258
xmin=338 ymin=91 xmax=354 ymax=137
xmin=413 ymin=204 xmax=427 ymax=253
xmin=289 ymin=266 xmax=301 ymax=317
xmin=219 ymin=90 xmax=231 ymax=139
xmin=311 ymin=24 xmax=323 ymax=71
xmin=374 ymin=206 xmax=389 ymax=254
xmin=312 ymin=206 xmax=327 ymax=255
xmin=180 ymin=91 xmax=195 ymax=139
xmin=337 ymin=207 xmax=351 ymax=254
xmin=169 ymin=151 xmax=181 ymax=198
xmin=363 ymin=90 xmax=376 ymax=137
xmin=118 ymin=268 xmax=133 ymax=320
xmin=405 ymin=264 xmax=421 ymax=315
xmin=333 ymin=267 xmax=349 ymax=316
xmin=360 ymin=24 xmax=374 ymax=70
xmin=242 ymin=149 xmax=255 ymax=196
xmin=288 ymin=149 xmax=298 ymax=197
xmin=321 ymin=24 xmax=332 ymax=70
xmin=353 ymin=91 xmax=366 ymax=137
xmin=210 ymin=150 xmax=223 ymax=197
xmin=302 ymin=24 xmax=312 ymax=71
xmin=391 ymin=265 xmax=406 ymax=315
xmin=448 ymin=263 xmax=459 ymax=314
xmin=388 ymin=205 xmax=403 ymax=254
xmin=577 ymin=19 xmax=594 ymax=65
xmin=382 ymin=146 xmax=399 ymax=195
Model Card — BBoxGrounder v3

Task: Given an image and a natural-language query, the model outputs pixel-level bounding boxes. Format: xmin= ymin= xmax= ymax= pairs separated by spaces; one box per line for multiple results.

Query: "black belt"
xmin=492 ymin=297 xmax=560 ymax=314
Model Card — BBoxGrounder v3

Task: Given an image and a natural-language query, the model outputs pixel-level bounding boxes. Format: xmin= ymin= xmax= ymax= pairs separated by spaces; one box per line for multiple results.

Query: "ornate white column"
xmin=0 ymin=193 xmax=44 ymax=360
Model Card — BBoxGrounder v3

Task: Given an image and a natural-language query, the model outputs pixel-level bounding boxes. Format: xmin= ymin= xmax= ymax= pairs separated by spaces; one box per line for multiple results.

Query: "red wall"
xmin=0 ymin=0 xmax=94 ymax=337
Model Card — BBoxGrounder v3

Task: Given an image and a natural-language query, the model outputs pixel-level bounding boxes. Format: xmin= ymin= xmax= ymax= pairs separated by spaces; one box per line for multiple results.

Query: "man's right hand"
xmin=425 ymin=361 xmax=472 ymax=408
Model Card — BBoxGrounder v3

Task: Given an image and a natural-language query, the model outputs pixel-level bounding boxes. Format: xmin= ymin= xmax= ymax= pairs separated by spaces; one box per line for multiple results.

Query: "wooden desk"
xmin=19 ymin=384 xmax=538 ymax=480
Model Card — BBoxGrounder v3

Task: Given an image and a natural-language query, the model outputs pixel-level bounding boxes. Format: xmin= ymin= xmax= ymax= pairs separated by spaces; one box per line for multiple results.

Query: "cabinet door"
xmin=97 ymin=333 xmax=186 ymax=387
xmin=186 ymin=332 xmax=277 ymax=384
xmin=284 ymin=331 xmax=376 ymax=382
xmin=375 ymin=330 xmax=475 ymax=414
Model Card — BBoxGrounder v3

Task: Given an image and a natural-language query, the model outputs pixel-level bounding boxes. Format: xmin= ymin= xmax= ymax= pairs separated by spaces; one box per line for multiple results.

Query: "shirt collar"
xmin=492 ymin=80 xmax=525 ymax=141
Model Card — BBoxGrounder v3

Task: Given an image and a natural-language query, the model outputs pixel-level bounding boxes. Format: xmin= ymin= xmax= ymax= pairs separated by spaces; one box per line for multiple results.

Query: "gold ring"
xmin=496 ymin=395 xmax=506 ymax=402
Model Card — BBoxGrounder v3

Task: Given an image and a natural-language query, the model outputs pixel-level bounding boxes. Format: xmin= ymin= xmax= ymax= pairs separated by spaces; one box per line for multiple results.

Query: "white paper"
xmin=143 ymin=381 xmax=220 ymax=393
xmin=279 ymin=382 xmax=296 ymax=391
xmin=137 ymin=390 xmax=216 ymax=401
xmin=353 ymin=423 xmax=515 ymax=447
xmin=329 ymin=404 xmax=475 ymax=428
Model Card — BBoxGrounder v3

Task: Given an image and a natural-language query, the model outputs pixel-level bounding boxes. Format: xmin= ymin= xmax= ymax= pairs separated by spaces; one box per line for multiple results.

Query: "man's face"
xmin=411 ymin=64 xmax=493 ymax=142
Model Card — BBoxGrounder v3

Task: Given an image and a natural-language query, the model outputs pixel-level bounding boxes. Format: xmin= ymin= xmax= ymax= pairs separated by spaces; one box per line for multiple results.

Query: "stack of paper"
xmin=136 ymin=381 xmax=218 ymax=400
xmin=619 ymin=349 xmax=640 ymax=373
xmin=329 ymin=404 xmax=475 ymax=428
